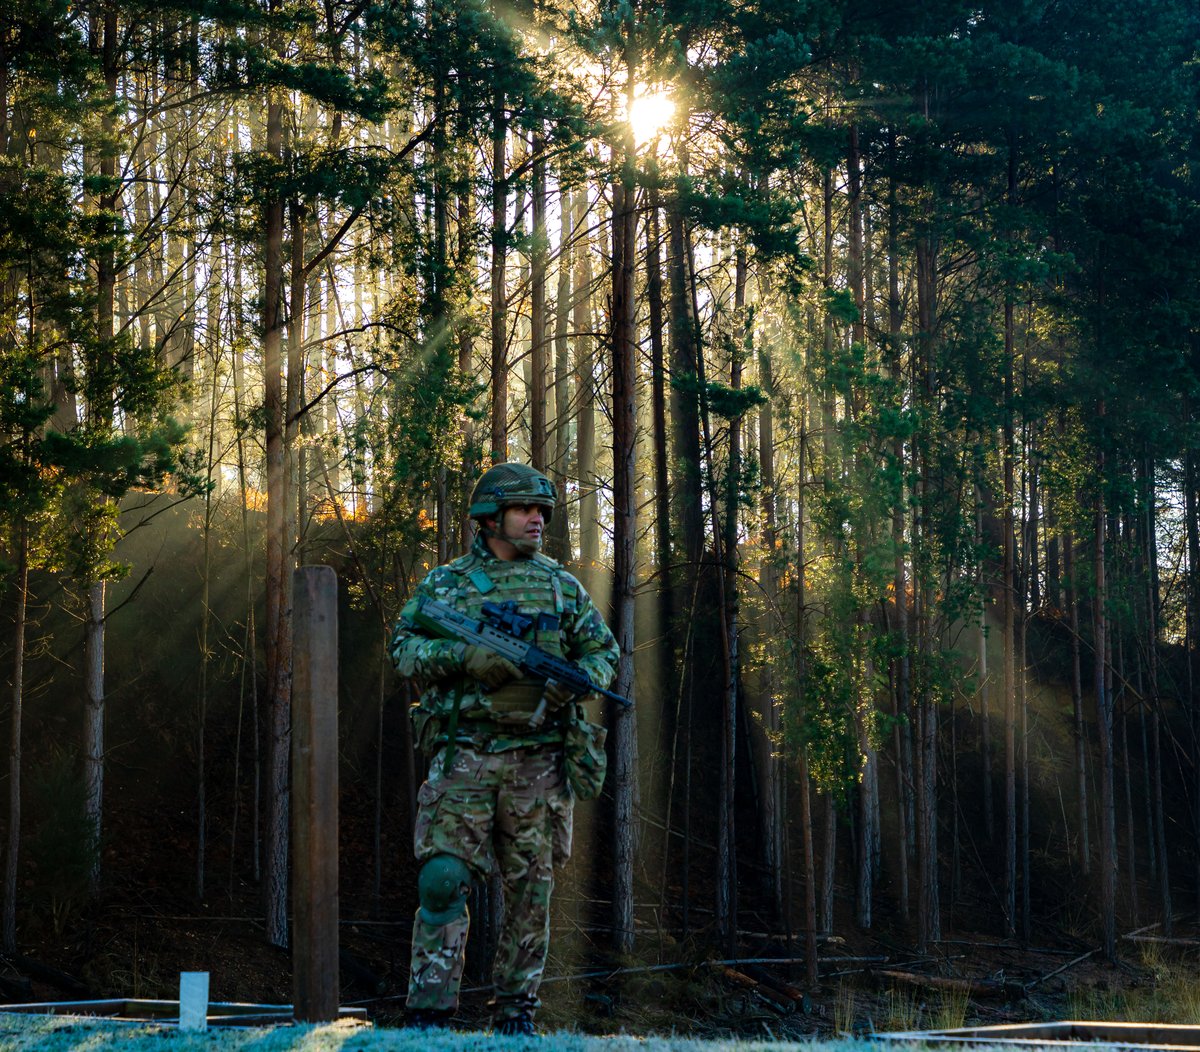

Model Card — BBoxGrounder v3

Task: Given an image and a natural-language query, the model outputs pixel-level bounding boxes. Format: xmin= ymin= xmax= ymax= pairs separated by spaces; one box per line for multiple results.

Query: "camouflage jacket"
xmin=390 ymin=534 xmax=619 ymax=752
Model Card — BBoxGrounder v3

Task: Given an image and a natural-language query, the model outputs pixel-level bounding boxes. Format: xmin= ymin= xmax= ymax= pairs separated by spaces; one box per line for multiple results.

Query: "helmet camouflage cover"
xmin=469 ymin=463 xmax=557 ymax=523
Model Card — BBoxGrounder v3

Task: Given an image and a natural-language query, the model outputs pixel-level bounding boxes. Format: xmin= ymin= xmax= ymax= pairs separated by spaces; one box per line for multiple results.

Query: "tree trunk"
xmin=262 ymin=93 xmax=291 ymax=948
xmin=489 ymin=83 xmax=508 ymax=463
xmin=1140 ymin=456 xmax=1171 ymax=931
xmin=820 ymin=793 xmax=836 ymax=935
xmin=3 ymin=524 xmax=28 ymax=951
xmin=1064 ymin=528 xmax=1089 ymax=874
xmin=1095 ymin=404 xmax=1116 ymax=960
xmin=84 ymin=581 xmax=105 ymax=892
xmin=647 ymin=180 xmax=671 ymax=623
xmin=609 ymin=64 xmax=639 ymax=951
xmin=886 ymin=135 xmax=912 ymax=919
xmin=458 ymin=183 xmax=478 ymax=554
xmin=574 ymin=189 xmax=599 ymax=573
xmin=758 ymin=346 xmax=784 ymax=919
xmin=1002 ymin=295 xmax=1017 ymax=939
xmin=84 ymin=2 xmax=120 ymax=896
xmin=976 ymin=485 xmax=994 ymax=844
xmin=547 ymin=185 xmax=573 ymax=560
xmin=715 ymin=240 xmax=748 ymax=951
xmin=797 ymin=404 xmax=818 ymax=978
xmin=530 ymin=127 xmax=547 ymax=470
xmin=914 ymin=229 xmax=940 ymax=951
xmin=666 ymin=202 xmax=703 ymax=571
xmin=1186 ymin=447 xmax=1200 ymax=908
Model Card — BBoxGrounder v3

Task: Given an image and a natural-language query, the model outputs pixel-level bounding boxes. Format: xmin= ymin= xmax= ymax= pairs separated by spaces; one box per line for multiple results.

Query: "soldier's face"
xmin=501 ymin=504 xmax=545 ymax=545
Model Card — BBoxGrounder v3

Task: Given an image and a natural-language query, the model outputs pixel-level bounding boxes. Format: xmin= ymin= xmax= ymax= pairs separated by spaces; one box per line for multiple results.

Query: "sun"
xmin=628 ymin=89 xmax=676 ymax=147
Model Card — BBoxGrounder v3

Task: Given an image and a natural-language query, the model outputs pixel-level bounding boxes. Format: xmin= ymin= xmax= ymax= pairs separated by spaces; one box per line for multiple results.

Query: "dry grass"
xmin=928 ymin=986 xmax=970 ymax=1032
xmin=878 ymin=987 xmax=920 ymax=1033
xmin=833 ymin=981 xmax=857 ymax=1036
xmin=1065 ymin=945 xmax=1200 ymax=1025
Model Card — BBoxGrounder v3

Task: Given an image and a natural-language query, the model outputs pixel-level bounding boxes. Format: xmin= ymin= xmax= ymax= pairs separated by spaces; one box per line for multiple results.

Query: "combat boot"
xmin=406 ymin=1007 xmax=454 ymax=1029
xmin=495 ymin=1011 xmax=536 ymax=1036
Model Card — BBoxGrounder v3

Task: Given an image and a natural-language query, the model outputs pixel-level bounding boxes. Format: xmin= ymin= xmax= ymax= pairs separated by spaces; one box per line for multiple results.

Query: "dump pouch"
xmin=563 ymin=704 xmax=608 ymax=800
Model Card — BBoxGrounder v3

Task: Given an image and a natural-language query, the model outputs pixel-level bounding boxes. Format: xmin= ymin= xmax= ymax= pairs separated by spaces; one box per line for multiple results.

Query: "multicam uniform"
xmin=390 ymin=533 xmax=618 ymax=1024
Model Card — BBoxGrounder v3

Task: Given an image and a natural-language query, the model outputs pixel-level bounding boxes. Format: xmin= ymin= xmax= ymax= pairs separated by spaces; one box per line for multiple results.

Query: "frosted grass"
xmin=0 ymin=1015 xmax=885 ymax=1052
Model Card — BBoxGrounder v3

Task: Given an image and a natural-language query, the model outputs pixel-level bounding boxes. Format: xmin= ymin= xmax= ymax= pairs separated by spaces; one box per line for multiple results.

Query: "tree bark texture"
xmin=609 ymin=99 xmax=639 ymax=953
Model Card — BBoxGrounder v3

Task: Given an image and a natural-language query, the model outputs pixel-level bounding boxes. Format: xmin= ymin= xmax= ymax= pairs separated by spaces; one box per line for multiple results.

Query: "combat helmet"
xmin=469 ymin=463 xmax=557 ymax=524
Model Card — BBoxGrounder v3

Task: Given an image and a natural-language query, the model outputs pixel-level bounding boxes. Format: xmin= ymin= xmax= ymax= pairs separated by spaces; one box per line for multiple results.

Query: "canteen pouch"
xmin=563 ymin=707 xmax=607 ymax=800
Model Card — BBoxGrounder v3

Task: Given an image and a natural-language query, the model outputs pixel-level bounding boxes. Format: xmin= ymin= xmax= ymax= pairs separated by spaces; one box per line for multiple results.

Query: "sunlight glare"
xmin=629 ymin=89 xmax=676 ymax=147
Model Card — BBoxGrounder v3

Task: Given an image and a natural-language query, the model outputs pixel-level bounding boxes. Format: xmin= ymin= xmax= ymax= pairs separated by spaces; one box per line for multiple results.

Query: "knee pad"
xmin=418 ymin=853 xmax=471 ymax=926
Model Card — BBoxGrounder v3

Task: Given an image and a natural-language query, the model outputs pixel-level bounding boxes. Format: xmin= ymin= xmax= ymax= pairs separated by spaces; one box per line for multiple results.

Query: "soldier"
xmin=390 ymin=463 xmax=619 ymax=1036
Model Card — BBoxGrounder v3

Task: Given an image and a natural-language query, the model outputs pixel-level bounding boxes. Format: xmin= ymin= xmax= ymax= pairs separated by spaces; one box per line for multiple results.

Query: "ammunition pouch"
xmin=478 ymin=676 xmax=547 ymax=725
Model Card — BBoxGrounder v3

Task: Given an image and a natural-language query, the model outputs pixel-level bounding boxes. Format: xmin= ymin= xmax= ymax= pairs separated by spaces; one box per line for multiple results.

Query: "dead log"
xmin=720 ymin=966 xmax=794 ymax=1014
xmin=876 ymin=969 xmax=1019 ymax=1001
xmin=742 ymin=963 xmax=813 ymax=1012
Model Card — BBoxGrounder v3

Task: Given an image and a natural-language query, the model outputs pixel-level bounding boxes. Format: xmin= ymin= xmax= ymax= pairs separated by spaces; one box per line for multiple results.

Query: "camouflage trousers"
xmin=406 ymin=742 xmax=573 ymax=1021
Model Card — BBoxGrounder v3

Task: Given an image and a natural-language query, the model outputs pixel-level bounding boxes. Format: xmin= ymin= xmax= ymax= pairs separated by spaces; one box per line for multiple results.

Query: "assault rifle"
xmin=412 ymin=595 xmax=632 ymax=708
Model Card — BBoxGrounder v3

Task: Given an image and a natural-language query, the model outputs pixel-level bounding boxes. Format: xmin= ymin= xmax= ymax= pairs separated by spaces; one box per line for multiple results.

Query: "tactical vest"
xmin=445 ymin=549 xmax=575 ymax=728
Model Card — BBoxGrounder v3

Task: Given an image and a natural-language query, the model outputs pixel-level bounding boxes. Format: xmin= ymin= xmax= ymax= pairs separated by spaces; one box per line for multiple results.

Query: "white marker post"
xmin=179 ymin=971 xmax=209 ymax=1030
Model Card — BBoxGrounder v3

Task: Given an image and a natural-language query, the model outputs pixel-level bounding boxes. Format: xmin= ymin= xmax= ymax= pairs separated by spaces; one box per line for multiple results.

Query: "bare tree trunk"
xmin=820 ymin=793 xmax=836 ymax=935
xmin=4 ymin=524 xmax=28 ymax=951
xmin=609 ymin=55 xmax=639 ymax=951
xmin=886 ymin=136 xmax=912 ymax=919
xmin=489 ymin=83 xmax=508 ymax=463
xmin=574 ymin=189 xmax=598 ymax=572
xmin=1186 ymin=447 xmax=1200 ymax=908
xmin=758 ymin=345 xmax=783 ymax=919
xmin=196 ymin=319 xmax=221 ymax=900
xmin=1119 ymin=656 xmax=1139 ymax=926
xmin=714 ymin=240 xmax=748 ymax=950
xmin=1019 ymin=412 xmax=1032 ymax=945
xmin=647 ymin=181 xmax=671 ymax=621
xmin=262 ymin=92 xmax=292 ymax=948
xmin=458 ymin=183 xmax=477 ymax=554
xmin=797 ymin=409 xmax=818 ymax=977
xmin=1095 ymin=404 xmax=1116 ymax=960
xmin=1064 ymin=528 xmax=1089 ymax=874
xmin=83 ymin=3 xmax=121 ymax=895
xmin=976 ymin=486 xmax=994 ymax=844
xmin=229 ymin=247 xmax=262 ymax=887
xmin=914 ymin=229 xmax=940 ymax=951
xmin=666 ymin=201 xmax=703 ymax=570
xmin=798 ymin=751 xmax=819 ymax=987
xmin=528 ymin=128 xmax=547 ymax=471
xmin=847 ymin=124 xmax=878 ymax=932
xmin=84 ymin=581 xmax=105 ymax=891
xmin=1138 ymin=456 xmax=1171 ymax=932
xmin=547 ymin=185 xmax=573 ymax=560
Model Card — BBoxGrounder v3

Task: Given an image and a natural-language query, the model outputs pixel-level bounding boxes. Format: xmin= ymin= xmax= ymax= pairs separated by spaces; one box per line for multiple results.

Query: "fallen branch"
xmin=1024 ymin=947 xmax=1097 ymax=992
xmin=1121 ymin=934 xmax=1200 ymax=947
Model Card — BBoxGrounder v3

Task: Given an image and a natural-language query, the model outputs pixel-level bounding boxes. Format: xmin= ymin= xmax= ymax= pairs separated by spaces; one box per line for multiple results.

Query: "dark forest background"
xmin=3 ymin=0 xmax=1200 ymax=1025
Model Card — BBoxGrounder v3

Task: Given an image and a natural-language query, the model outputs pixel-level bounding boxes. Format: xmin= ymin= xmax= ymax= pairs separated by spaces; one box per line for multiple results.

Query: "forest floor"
xmin=5 ymin=879 xmax=1198 ymax=1044
xmin=9 ymin=715 xmax=1198 ymax=1044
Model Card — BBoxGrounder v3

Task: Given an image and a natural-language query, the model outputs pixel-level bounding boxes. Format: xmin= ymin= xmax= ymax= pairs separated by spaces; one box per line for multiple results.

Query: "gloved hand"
xmin=541 ymin=678 xmax=578 ymax=711
xmin=462 ymin=645 xmax=521 ymax=689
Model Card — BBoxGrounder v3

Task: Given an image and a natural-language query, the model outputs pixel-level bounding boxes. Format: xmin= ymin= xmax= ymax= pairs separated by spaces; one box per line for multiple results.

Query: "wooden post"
xmin=292 ymin=565 xmax=339 ymax=1022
